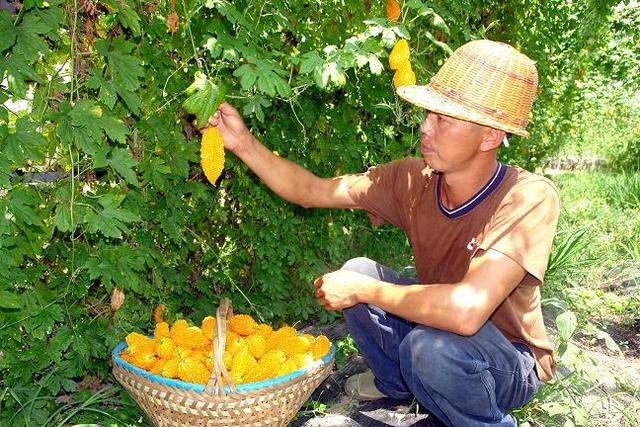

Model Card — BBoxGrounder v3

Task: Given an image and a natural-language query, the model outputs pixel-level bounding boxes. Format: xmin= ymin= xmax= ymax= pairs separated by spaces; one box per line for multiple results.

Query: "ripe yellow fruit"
xmin=120 ymin=350 xmax=134 ymax=364
xmin=389 ymin=39 xmax=410 ymax=70
xmin=154 ymin=322 xmax=170 ymax=339
xmin=171 ymin=319 xmax=188 ymax=334
xmin=175 ymin=346 xmax=193 ymax=361
xmin=132 ymin=350 xmax=156 ymax=370
xmin=223 ymin=351 xmax=234 ymax=371
xmin=172 ymin=326 xmax=208 ymax=349
xmin=177 ymin=356 xmax=211 ymax=384
xmin=255 ymin=323 xmax=273 ymax=339
xmin=228 ymin=314 xmax=258 ymax=336
xmin=311 ymin=335 xmax=331 ymax=360
xmin=277 ymin=360 xmax=298 ymax=377
xmin=149 ymin=358 xmax=168 ymax=375
xmin=244 ymin=353 xmax=284 ymax=383
xmin=266 ymin=326 xmax=297 ymax=351
xmin=393 ymin=63 xmax=416 ymax=88
xmin=201 ymin=127 xmax=225 ymax=185
xmin=124 ymin=334 xmax=155 ymax=356
xmin=158 ymin=358 xmax=179 ymax=378
xmin=198 ymin=348 xmax=214 ymax=370
xmin=245 ymin=334 xmax=267 ymax=359
xmin=226 ymin=333 xmax=247 ymax=355
xmin=292 ymin=352 xmax=314 ymax=370
xmin=232 ymin=348 xmax=258 ymax=377
xmin=201 ymin=316 xmax=216 ymax=340
xmin=300 ymin=334 xmax=315 ymax=344
xmin=156 ymin=337 xmax=176 ymax=359
xmin=261 ymin=350 xmax=287 ymax=366
xmin=125 ymin=332 xmax=148 ymax=348
xmin=276 ymin=335 xmax=311 ymax=357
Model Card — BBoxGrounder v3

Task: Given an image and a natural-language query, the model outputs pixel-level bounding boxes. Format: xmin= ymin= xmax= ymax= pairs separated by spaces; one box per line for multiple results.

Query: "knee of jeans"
xmin=342 ymin=302 xmax=372 ymax=324
xmin=341 ymin=257 xmax=376 ymax=274
xmin=399 ymin=327 xmax=457 ymax=382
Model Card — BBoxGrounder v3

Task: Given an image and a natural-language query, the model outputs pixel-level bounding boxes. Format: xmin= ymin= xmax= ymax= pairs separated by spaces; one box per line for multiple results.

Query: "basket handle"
xmin=205 ymin=297 xmax=236 ymax=396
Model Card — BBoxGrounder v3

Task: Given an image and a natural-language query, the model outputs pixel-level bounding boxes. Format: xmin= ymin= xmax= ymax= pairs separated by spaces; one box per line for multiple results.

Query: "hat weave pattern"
xmin=397 ymin=40 xmax=539 ymax=136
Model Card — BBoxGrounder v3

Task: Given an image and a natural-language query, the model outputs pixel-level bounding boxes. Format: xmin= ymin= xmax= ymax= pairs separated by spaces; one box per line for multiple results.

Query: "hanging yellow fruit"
xmin=201 ymin=127 xmax=225 ymax=185
xmin=393 ymin=63 xmax=416 ymax=88
xmin=389 ymin=39 xmax=410 ymax=70
xmin=386 ymin=0 xmax=401 ymax=22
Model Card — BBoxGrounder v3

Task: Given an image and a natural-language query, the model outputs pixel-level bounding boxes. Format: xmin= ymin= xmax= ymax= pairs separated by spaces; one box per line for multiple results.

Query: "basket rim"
xmin=112 ymin=340 xmax=335 ymax=394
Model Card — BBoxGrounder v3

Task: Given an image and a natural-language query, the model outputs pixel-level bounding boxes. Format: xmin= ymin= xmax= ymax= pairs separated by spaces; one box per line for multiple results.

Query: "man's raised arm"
xmin=203 ymin=103 xmax=360 ymax=210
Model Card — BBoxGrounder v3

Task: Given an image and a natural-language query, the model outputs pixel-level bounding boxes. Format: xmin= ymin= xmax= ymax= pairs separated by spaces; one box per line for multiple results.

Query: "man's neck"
xmin=440 ymin=160 xmax=500 ymax=209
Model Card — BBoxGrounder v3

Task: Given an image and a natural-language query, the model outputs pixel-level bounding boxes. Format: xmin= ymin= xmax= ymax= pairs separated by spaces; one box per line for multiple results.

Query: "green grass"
xmin=521 ymin=170 xmax=640 ymax=426
xmin=544 ymin=171 xmax=640 ymax=322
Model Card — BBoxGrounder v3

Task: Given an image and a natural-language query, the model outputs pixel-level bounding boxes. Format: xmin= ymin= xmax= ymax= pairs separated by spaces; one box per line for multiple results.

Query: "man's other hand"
xmin=314 ymin=270 xmax=378 ymax=311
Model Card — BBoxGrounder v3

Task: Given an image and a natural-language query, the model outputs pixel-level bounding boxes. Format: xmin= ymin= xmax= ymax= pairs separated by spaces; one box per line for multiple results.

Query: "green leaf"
xmin=0 ymin=152 xmax=11 ymax=186
xmin=0 ymin=12 xmax=18 ymax=53
xmin=182 ymin=71 xmax=224 ymax=128
xmin=0 ymin=291 xmax=21 ymax=309
xmin=423 ymin=31 xmax=454 ymax=55
xmin=118 ymin=5 xmax=141 ymax=36
xmin=106 ymin=147 xmax=138 ymax=186
xmin=87 ymin=69 xmax=118 ymax=109
xmin=298 ymin=50 xmax=323 ymax=75
xmin=432 ymin=13 xmax=450 ymax=34
xmin=205 ymin=37 xmax=223 ymax=58
xmin=84 ymin=194 xmax=140 ymax=239
xmin=99 ymin=81 xmax=118 ymax=109
xmin=142 ymin=156 xmax=171 ymax=190
xmin=53 ymin=203 xmax=74 ymax=232
xmin=9 ymin=188 xmax=42 ymax=227
xmin=68 ymin=100 xmax=104 ymax=155
xmin=100 ymin=114 xmax=129 ymax=144
xmin=243 ymin=95 xmax=270 ymax=122
xmin=233 ymin=64 xmax=259 ymax=91
xmin=0 ymin=117 xmax=47 ymax=164
xmin=316 ymin=62 xmax=346 ymax=88
xmin=556 ymin=310 xmax=577 ymax=341
xmin=368 ymin=54 xmax=383 ymax=74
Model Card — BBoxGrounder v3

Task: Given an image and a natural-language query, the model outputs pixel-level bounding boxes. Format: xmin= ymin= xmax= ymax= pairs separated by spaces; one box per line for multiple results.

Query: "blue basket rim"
xmin=112 ymin=338 xmax=335 ymax=393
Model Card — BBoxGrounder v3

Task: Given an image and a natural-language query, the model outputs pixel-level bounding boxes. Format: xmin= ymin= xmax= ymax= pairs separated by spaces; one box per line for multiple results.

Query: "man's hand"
xmin=314 ymin=270 xmax=379 ymax=311
xmin=198 ymin=102 xmax=253 ymax=153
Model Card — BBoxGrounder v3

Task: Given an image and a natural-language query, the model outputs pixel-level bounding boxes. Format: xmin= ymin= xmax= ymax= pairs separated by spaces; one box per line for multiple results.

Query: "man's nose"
xmin=420 ymin=112 xmax=435 ymax=133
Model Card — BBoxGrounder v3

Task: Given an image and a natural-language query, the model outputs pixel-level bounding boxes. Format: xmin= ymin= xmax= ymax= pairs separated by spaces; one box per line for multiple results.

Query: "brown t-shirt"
xmin=346 ymin=157 xmax=560 ymax=382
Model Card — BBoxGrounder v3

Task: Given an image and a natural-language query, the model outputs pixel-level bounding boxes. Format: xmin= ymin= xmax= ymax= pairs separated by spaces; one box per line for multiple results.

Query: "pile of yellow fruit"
xmin=119 ymin=309 xmax=332 ymax=386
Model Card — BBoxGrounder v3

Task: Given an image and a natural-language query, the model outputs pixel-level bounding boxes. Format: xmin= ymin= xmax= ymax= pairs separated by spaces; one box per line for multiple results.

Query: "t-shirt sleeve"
xmin=346 ymin=158 xmax=418 ymax=229
xmin=478 ymin=179 xmax=560 ymax=284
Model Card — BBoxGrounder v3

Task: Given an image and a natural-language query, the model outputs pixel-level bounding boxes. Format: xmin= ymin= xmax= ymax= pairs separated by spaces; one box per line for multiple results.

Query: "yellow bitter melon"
xmin=311 ymin=335 xmax=331 ymax=360
xmin=201 ymin=127 xmax=225 ymax=185
xmin=393 ymin=63 xmax=416 ymax=88
xmin=228 ymin=314 xmax=259 ymax=336
xmin=389 ymin=39 xmax=410 ymax=70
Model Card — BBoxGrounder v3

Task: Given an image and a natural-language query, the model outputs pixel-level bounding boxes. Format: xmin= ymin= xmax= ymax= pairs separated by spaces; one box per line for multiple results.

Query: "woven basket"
xmin=112 ymin=299 xmax=335 ymax=427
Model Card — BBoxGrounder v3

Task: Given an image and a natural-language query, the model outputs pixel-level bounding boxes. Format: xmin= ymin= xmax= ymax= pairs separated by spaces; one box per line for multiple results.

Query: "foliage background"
xmin=0 ymin=0 xmax=638 ymax=425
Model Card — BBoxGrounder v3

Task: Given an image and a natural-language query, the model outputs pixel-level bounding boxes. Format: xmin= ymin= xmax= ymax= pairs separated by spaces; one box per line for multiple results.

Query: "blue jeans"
xmin=341 ymin=257 xmax=541 ymax=427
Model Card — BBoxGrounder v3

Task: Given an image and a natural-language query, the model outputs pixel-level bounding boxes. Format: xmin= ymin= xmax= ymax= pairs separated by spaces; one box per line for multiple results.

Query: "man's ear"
xmin=479 ymin=128 xmax=505 ymax=152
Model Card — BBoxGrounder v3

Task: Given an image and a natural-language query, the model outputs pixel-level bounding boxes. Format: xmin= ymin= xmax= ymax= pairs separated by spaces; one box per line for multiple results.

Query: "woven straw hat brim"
xmin=396 ymin=85 xmax=529 ymax=137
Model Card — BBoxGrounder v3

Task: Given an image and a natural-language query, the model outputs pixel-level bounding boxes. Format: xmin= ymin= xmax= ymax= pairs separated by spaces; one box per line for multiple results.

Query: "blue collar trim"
xmin=437 ymin=163 xmax=506 ymax=219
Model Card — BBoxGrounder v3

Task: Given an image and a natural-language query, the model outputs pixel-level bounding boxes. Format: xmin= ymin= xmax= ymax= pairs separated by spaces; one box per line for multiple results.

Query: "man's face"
xmin=418 ymin=111 xmax=485 ymax=172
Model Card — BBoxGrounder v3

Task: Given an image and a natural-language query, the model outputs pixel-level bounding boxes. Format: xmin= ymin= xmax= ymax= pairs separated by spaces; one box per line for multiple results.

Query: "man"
xmin=203 ymin=39 xmax=559 ymax=426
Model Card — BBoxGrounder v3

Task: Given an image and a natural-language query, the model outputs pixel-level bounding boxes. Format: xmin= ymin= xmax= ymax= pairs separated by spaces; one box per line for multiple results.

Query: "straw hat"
xmin=396 ymin=40 xmax=538 ymax=136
